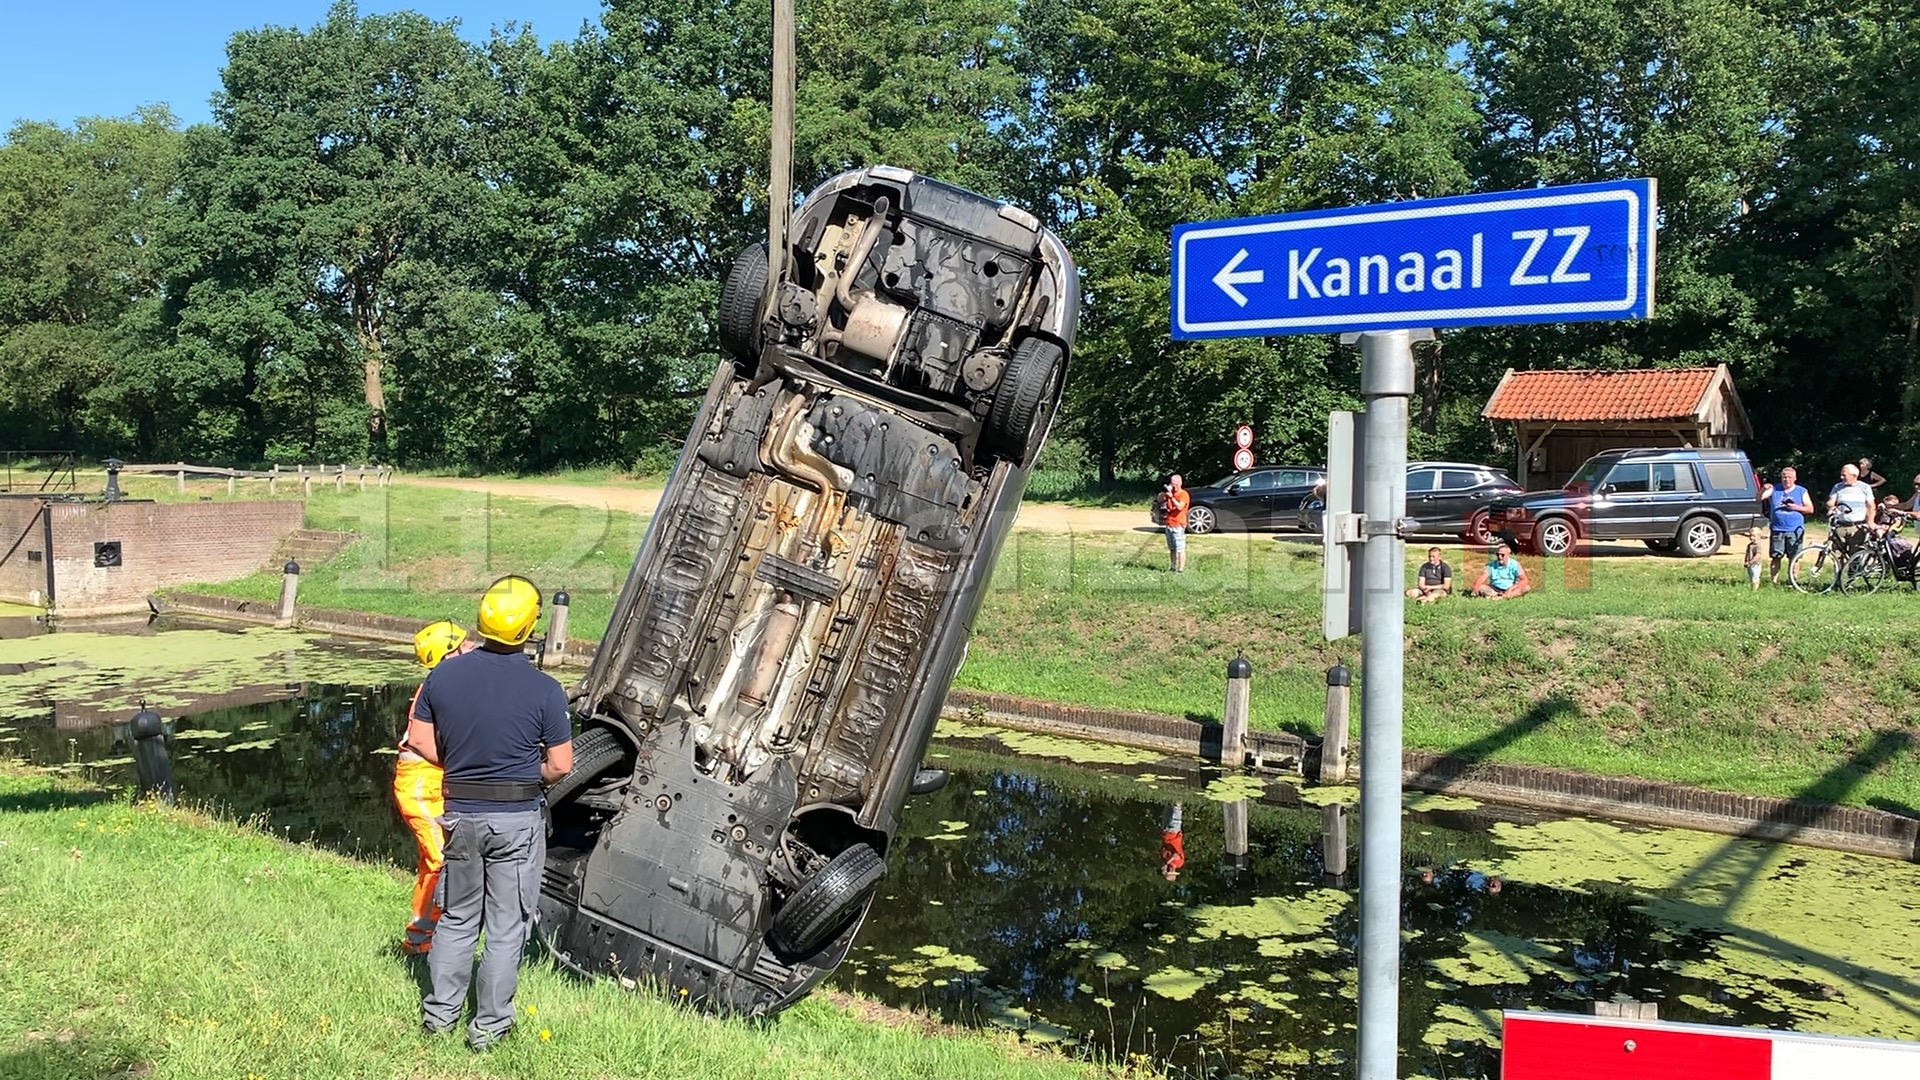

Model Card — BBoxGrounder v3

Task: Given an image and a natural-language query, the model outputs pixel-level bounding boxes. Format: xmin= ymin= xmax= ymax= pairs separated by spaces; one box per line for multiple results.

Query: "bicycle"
xmin=1852 ymin=513 xmax=1919 ymax=594
xmin=1789 ymin=515 xmax=1913 ymax=593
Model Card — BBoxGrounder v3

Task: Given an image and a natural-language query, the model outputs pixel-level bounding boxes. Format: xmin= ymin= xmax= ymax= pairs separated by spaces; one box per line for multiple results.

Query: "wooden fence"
xmin=116 ymin=462 xmax=394 ymax=497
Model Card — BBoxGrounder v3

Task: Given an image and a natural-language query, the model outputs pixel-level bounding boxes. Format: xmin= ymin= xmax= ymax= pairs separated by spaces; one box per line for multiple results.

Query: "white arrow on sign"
xmin=1212 ymin=248 xmax=1264 ymax=306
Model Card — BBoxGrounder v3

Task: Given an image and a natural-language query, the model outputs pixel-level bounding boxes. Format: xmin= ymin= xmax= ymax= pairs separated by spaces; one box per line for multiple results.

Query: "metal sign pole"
xmin=767 ymin=0 xmax=796 ymax=287
xmin=1356 ymin=329 xmax=1413 ymax=1080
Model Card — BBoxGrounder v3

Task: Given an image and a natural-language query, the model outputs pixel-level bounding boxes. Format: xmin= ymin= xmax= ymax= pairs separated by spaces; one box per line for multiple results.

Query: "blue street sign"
xmin=1170 ymin=179 xmax=1656 ymax=339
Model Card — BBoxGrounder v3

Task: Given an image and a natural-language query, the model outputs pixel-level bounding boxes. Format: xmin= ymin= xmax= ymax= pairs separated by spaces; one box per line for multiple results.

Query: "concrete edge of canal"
xmin=151 ymin=590 xmax=1920 ymax=865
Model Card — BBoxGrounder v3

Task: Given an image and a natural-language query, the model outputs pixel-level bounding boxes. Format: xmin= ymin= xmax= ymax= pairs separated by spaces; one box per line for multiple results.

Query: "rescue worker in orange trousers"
xmin=395 ymin=620 xmax=475 ymax=954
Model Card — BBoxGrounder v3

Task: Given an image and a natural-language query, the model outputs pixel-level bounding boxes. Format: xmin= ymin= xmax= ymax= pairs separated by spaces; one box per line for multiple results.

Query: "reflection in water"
xmin=4 ymin=658 xmax=1920 ymax=1077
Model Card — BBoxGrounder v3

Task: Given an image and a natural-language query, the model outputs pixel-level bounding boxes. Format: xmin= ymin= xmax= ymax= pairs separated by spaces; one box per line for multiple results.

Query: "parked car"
xmin=1297 ymin=462 xmax=1522 ymax=544
xmin=1172 ymin=466 xmax=1327 ymax=534
xmin=1484 ymin=447 xmax=1762 ymax=557
xmin=536 ymin=165 xmax=1078 ymax=1016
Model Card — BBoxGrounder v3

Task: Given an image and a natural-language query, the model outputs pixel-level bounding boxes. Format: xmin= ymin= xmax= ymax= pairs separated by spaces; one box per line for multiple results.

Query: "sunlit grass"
xmin=0 ymin=765 xmax=1142 ymax=1080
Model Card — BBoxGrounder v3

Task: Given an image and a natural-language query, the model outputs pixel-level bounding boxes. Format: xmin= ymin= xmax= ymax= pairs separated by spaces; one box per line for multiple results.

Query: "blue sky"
xmin=1 ymin=1 xmax=608 ymax=130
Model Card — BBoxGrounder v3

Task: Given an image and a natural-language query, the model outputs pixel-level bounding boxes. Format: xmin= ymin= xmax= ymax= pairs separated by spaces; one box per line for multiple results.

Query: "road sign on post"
xmin=1168 ymin=178 xmax=1657 ymax=1080
xmin=1170 ymin=179 xmax=1656 ymax=339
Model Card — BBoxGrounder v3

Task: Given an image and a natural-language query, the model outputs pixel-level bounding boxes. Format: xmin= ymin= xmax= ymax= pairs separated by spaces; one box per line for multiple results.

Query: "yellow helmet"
xmin=413 ymin=621 xmax=467 ymax=669
xmin=477 ymin=575 xmax=542 ymax=647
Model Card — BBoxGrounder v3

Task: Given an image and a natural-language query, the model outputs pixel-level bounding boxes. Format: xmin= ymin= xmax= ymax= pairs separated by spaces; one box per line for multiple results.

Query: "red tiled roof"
xmin=1482 ymin=367 xmax=1722 ymax=422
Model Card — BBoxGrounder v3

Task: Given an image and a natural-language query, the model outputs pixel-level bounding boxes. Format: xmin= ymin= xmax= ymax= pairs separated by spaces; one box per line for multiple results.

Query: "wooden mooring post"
xmin=1220 ymin=654 xmax=1250 ymax=767
xmin=1319 ymin=662 xmax=1351 ymax=783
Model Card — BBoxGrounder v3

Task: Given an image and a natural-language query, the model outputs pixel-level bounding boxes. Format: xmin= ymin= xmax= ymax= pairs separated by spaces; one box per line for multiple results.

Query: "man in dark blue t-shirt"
xmin=408 ymin=575 xmax=572 ymax=1049
xmin=1761 ymin=466 xmax=1813 ymax=585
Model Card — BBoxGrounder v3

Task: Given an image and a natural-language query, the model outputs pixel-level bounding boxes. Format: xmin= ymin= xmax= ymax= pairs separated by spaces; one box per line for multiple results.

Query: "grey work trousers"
xmin=422 ymin=809 xmax=544 ymax=1043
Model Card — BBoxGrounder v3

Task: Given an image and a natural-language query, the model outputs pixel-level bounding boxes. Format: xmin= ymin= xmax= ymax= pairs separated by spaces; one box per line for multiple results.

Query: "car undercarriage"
xmin=536 ymin=166 xmax=1078 ymax=1014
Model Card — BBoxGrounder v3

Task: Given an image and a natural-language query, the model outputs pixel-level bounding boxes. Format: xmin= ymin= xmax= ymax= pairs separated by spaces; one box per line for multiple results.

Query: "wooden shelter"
xmin=1481 ymin=364 xmax=1752 ymax=490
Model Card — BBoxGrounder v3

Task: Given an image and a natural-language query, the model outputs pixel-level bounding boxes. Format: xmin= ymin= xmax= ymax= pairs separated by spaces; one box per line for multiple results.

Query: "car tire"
xmin=543 ymin=726 xmax=631 ymax=808
xmin=769 ymin=842 xmax=887 ymax=959
xmin=1643 ymin=539 xmax=1677 ymax=552
xmin=1465 ymin=510 xmax=1494 ymax=547
xmin=1536 ymin=517 xmax=1578 ymax=557
xmin=719 ymin=242 xmax=770 ymax=363
xmin=1678 ymin=517 xmax=1723 ymax=558
xmin=983 ymin=337 xmax=1065 ymax=465
xmin=1187 ymin=505 xmax=1217 ymax=535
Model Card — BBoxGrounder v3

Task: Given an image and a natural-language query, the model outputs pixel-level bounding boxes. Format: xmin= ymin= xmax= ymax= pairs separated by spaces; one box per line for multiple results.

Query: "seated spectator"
xmin=1405 ymin=546 xmax=1452 ymax=604
xmin=1470 ymin=544 xmax=1530 ymax=600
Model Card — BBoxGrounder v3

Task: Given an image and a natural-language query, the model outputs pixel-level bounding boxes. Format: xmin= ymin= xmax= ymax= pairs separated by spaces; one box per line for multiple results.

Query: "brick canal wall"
xmin=152 ymin=590 xmax=1920 ymax=863
xmin=0 ymin=499 xmax=302 ymax=614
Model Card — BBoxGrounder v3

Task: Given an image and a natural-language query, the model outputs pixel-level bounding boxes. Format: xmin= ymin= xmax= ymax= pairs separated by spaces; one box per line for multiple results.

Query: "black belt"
xmin=443 ymin=779 xmax=543 ymax=802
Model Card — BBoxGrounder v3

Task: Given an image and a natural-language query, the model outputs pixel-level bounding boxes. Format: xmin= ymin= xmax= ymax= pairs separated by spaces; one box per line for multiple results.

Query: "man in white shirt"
xmin=1828 ymin=463 xmax=1877 ymax=546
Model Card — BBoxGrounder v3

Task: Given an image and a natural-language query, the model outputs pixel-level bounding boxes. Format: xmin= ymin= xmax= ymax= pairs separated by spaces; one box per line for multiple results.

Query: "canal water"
xmin=5 ymin=622 xmax=1919 ymax=1078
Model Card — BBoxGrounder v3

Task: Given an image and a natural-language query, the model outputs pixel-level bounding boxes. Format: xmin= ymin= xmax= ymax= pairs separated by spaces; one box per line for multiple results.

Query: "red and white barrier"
xmin=1502 ymin=1010 xmax=1920 ymax=1080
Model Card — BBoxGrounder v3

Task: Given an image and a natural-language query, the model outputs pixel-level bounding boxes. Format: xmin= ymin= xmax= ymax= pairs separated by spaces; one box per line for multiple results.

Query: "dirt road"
xmin=392 ymin=474 xmax=1157 ymax=534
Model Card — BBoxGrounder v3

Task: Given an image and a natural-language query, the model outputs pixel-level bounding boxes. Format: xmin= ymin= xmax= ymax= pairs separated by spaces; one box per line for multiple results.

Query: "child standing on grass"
xmin=1744 ymin=526 xmax=1765 ymax=590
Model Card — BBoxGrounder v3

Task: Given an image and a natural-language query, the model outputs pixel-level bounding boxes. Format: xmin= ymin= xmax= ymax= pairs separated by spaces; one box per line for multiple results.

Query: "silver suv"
xmin=537 ymin=166 xmax=1078 ymax=1015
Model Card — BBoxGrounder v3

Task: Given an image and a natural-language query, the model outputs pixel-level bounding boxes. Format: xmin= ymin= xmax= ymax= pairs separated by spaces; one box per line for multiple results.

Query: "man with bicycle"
xmin=1827 ymin=462 xmax=1877 ymax=549
xmin=1760 ymin=466 xmax=1813 ymax=585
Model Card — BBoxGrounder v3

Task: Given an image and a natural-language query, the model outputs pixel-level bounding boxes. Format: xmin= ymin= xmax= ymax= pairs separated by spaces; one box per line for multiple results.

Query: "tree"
xmin=1011 ymin=0 xmax=1476 ymax=478
xmin=0 ymin=109 xmax=183 ymax=456
xmin=201 ymin=0 xmax=510 ymax=460
xmin=1460 ymin=0 xmax=1790 ymax=421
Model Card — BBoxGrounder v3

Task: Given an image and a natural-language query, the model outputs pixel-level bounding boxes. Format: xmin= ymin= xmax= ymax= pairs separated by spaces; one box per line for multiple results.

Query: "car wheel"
xmin=543 ymin=726 xmax=631 ymax=808
xmin=1678 ymin=517 xmax=1723 ymax=558
xmin=1465 ymin=510 xmax=1493 ymax=547
xmin=1643 ymin=539 xmax=1677 ymax=553
xmin=1536 ymin=517 xmax=1578 ymax=557
xmin=769 ymin=843 xmax=887 ymax=959
xmin=1187 ymin=505 xmax=1217 ymax=535
xmin=719 ymin=242 xmax=770 ymax=362
xmin=982 ymin=337 xmax=1065 ymax=465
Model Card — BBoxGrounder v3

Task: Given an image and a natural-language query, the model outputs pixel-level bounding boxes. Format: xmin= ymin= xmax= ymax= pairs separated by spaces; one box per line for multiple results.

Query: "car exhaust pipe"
xmin=738 ymin=593 xmax=804 ymax=708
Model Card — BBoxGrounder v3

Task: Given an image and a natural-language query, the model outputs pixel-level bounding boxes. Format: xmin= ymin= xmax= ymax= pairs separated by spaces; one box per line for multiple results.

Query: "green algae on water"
xmin=982 ymin=728 xmax=1165 ymax=766
xmin=1468 ymin=815 xmax=1920 ymax=1040
xmin=1142 ymin=966 xmax=1218 ymax=1001
xmin=1425 ymin=931 xmax=1579 ymax=987
xmin=1203 ymin=775 xmax=1266 ymax=802
xmin=1420 ymin=1003 xmax=1502 ymax=1049
xmin=0 ymin=628 xmax=418 ymax=721
xmin=1189 ymin=889 xmax=1350 ymax=942
xmin=1296 ymin=785 xmax=1359 ymax=806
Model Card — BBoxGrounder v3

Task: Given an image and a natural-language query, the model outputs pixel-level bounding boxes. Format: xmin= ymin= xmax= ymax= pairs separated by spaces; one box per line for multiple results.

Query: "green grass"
xmin=0 ymin=766 xmax=1137 ymax=1080
xmin=1021 ymin=470 xmax=1162 ymax=508
xmin=965 ymin=531 xmax=1920 ymax=810
xmin=186 ymin=484 xmax=651 ymax=638
xmin=186 ymin=485 xmax=1920 ymax=811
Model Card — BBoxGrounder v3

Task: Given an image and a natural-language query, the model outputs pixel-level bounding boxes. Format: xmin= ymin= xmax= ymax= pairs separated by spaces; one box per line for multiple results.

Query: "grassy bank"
xmin=968 ymin=530 xmax=1920 ymax=809
xmin=0 ymin=766 xmax=1130 ymax=1080
xmin=187 ymin=485 xmax=1920 ymax=811
xmin=188 ymin=484 xmax=648 ymax=637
